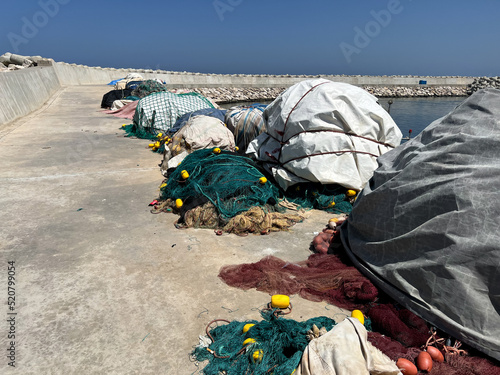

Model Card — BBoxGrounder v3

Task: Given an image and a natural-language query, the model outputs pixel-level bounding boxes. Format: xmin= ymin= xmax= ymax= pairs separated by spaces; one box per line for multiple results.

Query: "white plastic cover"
xmin=247 ymin=79 xmax=402 ymax=191
xmin=160 ymin=115 xmax=235 ymax=175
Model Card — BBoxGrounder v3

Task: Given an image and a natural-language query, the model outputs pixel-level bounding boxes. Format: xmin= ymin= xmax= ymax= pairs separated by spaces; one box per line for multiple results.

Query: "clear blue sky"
xmin=1 ymin=0 xmax=499 ymax=76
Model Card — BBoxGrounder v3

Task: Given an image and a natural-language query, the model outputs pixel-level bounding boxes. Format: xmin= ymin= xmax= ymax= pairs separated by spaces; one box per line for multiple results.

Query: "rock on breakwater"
xmin=187 ymin=86 xmax=466 ymax=104
xmin=364 ymin=86 xmax=466 ymax=97
xmin=467 ymin=77 xmax=500 ymax=95
xmin=191 ymin=87 xmax=286 ymax=104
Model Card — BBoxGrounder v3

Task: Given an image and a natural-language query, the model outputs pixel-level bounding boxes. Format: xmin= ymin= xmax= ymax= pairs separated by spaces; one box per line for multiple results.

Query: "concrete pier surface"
xmin=0 ymin=85 xmax=343 ymax=374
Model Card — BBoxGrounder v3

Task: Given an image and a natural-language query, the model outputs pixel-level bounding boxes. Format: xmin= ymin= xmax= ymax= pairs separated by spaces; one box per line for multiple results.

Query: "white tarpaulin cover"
xmin=341 ymin=89 xmax=500 ymax=361
xmin=247 ymin=79 xmax=402 ymax=191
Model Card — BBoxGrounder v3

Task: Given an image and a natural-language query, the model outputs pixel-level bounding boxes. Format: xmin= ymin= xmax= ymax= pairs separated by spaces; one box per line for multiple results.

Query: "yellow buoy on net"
xmin=181 ymin=170 xmax=189 ymax=179
xmin=148 ymin=143 xmax=155 ymax=148
xmin=259 ymin=177 xmax=267 ymax=184
xmin=252 ymin=349 xmax=263 ymax=363
xmin=175 ymin=199 xmax=183 ymax=209
xmin=157 ymin=132 xmax=163 ymax=138
xmin=160 ymin=183 xmax=167 ymax=189
xmin=243 ymin=338 xmax=256 ymax=346
xmin=351 ymin=310 xmax=365 ymax=325
xmin=328 ymin=201 xmax=336 ymax=207
xmin=346 ymin=189 xmax=357 ymax=197
xmin=271 ymin=295 xmax=290 ymax=309
xmin=213 ymin=147 xmax=221 ymax=154
xmin=242 ymin=323 xmax=255 ymax=333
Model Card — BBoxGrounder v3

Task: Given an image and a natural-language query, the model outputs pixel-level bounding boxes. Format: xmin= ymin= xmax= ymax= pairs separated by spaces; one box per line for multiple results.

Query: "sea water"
xmin=377 ymin=97 xmax=466 ymax=140
xmin=220 ymin=96 xmax=467 ymax=141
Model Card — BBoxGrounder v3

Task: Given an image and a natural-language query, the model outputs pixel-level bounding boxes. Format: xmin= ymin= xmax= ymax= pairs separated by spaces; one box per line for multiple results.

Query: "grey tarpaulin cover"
xmin=340 ymin=89 xmax=500 ymax=361
xmin=247 ymin=79 xmax=402 ymax=191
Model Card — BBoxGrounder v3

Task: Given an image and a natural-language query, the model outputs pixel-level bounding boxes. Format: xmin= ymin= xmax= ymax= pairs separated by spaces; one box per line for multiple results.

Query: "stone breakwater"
xmin=364 ymin=86 xmax=466 ymax=97
xmin=190 ymin=86 xmax=466 ymax=104
xmin=467 ymin=77 xmax=500 ymax=95
xmin=192 ymin=87 xmax=285 ymax=103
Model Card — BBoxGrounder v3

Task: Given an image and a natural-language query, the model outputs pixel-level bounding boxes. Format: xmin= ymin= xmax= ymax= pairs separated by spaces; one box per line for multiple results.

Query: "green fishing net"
xmin=156 ymin=149 xmax=353 ymax=230
xmin=131 ymin=79 xmax=167 ymax=98
xmin=192 ymin=310 xmax=337 ymax=375
xmin=121 ymin=124 xmax=157 ymax=140
xmin=132 ymin=91 xmax=214 ymax=137
xmin=284 ymin=183 xmax=354 ymax=214
xmin=160 ymin=149 xmax=281 ymax=221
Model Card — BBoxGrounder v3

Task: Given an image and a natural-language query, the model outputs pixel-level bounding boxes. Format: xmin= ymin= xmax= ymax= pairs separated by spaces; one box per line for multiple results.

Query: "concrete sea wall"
xmin=0 ymin=66 xmax=60 ymax=126
xmin=51 ymin=62 xmax=474 ymax=88
xmin=0 ymin=59 xmax=475 ymax=126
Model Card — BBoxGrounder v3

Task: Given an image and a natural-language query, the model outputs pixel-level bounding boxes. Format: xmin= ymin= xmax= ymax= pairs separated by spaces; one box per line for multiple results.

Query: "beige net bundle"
xmin=152 ymin=200 xmax=304 ymax=234
xmin=223 ymin=206 xmax=304 ymax=235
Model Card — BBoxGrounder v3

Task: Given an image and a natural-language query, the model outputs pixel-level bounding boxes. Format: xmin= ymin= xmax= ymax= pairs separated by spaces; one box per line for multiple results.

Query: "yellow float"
xmin=351 ymin=310 xmax=365 ymax=325
xmin=346 ymin=190 xmax=357 ymax=197
xmin=242 ymin=323 xmax=255 ymax=333
xmin=271 ymin=295 xmax=290 ymax=309
xmin=252 ymin=349 xmax=263 ymax=363
xmin=243 ymin=338 xmax=256 ymax=346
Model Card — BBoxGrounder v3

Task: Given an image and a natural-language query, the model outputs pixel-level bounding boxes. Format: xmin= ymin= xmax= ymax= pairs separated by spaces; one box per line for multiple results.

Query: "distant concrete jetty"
xmin=0 ymin=52 xmax=484 ymax=125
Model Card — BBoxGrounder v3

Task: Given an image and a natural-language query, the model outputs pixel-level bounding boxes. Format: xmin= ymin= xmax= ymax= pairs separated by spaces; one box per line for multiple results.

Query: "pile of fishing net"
xmin=283 ymin=183 xmax=355 ymax=214
xmin=192 ymin=310 xmax=337 ymax=375
xmin=101 ymin=88 xmax=134 ymax=108
xmin=219 ymin=253 xmax=378 ymax=311
xmin=114 ymin=73 xmax=143 ymax=90
xmin=131 ymin=79 xmax=167 ymax=98
xmin=154 ymin=149 xmax=304 ymax=234
xmin=193 ymin=305 xmax=500 ymax=375
xmin=225 ymin=104 xmax=267 ymax=152
xmin=367 ymin=322 xmax=500 ymax=374
xmin=154 ymin=146 xmax=355 ymax=233
xmin=247 ymin=79 xmax=402 ymax=192
xmin=130 ymin=91 xmax=215 ymax=139
xmin=216 ymin=223 xmax=500 ymax=373
xmin=160 ymin=115 xmax=236 ymax=171
xmin=168 ymin=107 xmax=227 ymax=136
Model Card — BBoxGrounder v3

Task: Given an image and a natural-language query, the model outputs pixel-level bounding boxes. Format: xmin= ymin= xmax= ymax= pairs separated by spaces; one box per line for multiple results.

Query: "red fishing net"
xmin=218 ymin=224 xmax=500 ymax=373
xmin=219 ymin=253 xmax=378 ymax=311
xmin=368 ymin=331 xmax=500 ymax=374
xmin=368 ymin=304 xmax=430 ymax=347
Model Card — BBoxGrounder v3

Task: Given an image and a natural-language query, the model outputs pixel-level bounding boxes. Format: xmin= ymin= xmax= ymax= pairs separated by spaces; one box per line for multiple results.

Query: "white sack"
xmin=111 ymin=99 xmax=134 ymax=111
xmin=296 ymin=318 xmax=401 ymax=375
